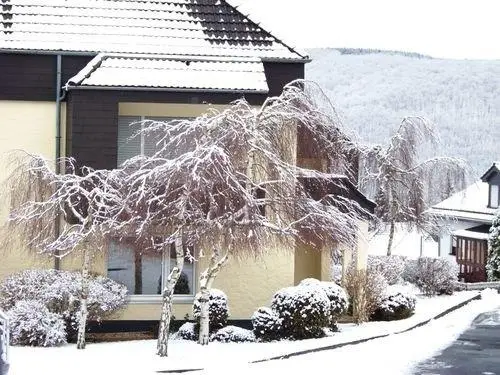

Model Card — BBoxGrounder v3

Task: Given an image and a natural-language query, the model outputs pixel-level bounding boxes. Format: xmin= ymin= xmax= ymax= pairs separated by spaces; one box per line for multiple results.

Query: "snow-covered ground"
xmin=7 ymin=291 xmax=489 ymax=375
xmin=240 ymin=289 xmax=500 ymax=375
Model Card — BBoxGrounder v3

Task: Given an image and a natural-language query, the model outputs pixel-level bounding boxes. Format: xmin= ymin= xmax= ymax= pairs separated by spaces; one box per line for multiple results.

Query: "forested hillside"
xmin=306 ymin=48 xmax=500 ymax=176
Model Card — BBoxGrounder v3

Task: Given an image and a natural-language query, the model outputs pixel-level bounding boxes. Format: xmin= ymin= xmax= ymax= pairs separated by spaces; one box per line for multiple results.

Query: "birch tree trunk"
xmin=76 ymin=247 xmax=91 ymax=350
xmin=156 ymin=233 xmax=184 ymax=357
xmin=386 ymin=220 xmax=395 ymax=256
xmin=197 ymin=250 xmax=228 ymax=345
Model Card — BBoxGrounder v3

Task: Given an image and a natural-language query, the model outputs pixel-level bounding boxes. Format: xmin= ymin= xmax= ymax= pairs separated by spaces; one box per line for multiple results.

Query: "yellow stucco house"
xmin=0 ymin=0 xmax=374 ymax=330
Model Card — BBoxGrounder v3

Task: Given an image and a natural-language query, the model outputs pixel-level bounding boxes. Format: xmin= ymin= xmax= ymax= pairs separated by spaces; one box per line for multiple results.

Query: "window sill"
xmin=127 ymin=295 xmax=195 ymax=305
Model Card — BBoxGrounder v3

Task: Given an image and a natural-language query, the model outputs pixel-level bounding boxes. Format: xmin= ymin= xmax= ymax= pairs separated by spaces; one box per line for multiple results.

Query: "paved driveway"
xmin=414 ymin=309 xmax=500 ymax=375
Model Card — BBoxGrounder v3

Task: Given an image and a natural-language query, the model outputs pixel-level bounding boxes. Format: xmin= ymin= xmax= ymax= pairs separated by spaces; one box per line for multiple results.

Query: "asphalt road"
xmin=414 ymin=309 xmax=500 ymax=375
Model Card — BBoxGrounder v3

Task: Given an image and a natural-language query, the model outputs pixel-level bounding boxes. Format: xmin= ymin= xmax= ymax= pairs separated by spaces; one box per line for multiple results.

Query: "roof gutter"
xmin=0 ymin=49 xmax=311 ymax=63
xmin=64 ymin=85 xmax=270 ymax=94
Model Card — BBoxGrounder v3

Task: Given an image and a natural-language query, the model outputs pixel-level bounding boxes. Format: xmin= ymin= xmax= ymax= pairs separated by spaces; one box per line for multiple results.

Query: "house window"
xmin=490 ymin=184 xmax=499 ymax=208
xmin=118 ymin=116 xmax=179 ymax=167
xmin=107 ymin=239 xmax=195 ymax=297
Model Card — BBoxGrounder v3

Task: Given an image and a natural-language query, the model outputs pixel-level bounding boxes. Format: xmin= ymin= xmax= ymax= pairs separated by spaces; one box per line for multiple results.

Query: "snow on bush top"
xmin=210 ymin=325 xmax=255 ymax=343
xmin=272 ymin=284 xmax=330 ymax=316
xmin=174 ymin=322 xmax=197 ymax=341
xmin=299 ymin=278 xmax=349 ymax=316
xmin=380 ymin=285 xmax=417 ymax=312
xmin=0 ymin=269 xmax=128 ymax=324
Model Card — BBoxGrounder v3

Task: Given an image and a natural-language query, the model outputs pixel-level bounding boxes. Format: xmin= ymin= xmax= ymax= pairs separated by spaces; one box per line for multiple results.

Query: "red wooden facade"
xmin=455 ymin=236 xmax=487 ymax=282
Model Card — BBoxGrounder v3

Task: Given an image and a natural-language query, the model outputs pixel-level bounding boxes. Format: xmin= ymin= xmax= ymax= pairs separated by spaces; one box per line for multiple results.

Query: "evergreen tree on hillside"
xmin=487 ymin=212 xmax=500 ymax=281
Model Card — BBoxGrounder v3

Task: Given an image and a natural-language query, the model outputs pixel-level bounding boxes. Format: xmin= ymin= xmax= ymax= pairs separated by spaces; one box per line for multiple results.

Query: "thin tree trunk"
xmin=197 ymin=250 xmax=229 ymax=346
xmin=387 ymin=220 xmax=395 ymax=256
xmin=134 ymin=251 xmax=143 ymax=294
xmin=157 ymin=233 xmax=184 ymax=357
xmin=76 ymin=247 xmax=91 ymax=350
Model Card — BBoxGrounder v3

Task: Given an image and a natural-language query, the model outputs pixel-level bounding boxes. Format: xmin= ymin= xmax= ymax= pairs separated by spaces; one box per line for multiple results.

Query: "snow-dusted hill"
xmin=305 ymin=49 xmax=500 ymax=176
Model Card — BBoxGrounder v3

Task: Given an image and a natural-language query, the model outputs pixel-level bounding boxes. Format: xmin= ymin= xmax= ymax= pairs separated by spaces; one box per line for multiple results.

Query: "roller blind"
xmin=117 ymin=116 xmax=141 ymax=166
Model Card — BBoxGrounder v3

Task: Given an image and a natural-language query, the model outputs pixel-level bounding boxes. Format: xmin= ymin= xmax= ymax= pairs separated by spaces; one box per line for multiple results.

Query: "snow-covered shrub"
xmin=371 ymin=286 xmax=417 ymax=321
xmin=404 ymin=257 xmax=458 ymax=296
xmin=402 ymin=258 xmax=418 ymax=284
xmin=271 ymin=285 xmax=330 ymax=339
xmin=251 ymin=307 xmax=283 ymax=342
xmin=299 ymin=278 xmax=349 ymax=326
xmin=0 ymin=269 xmax=128 ymax=329
xmin=173 ymin=272 xmax=191 ymax=295
xmin=8 ymin=300 xmax=66 ymax=347
xmin=368 ymin=255 xmax=406 ymax=285
xmin=174 ymin=322 xmax=197 ymax=341
xmin=210 ymin=325 xmax=255 ymax=343
xmin=487 ymin=213 xmax=500 ymax=281
xmin=344 ymin=267 xmax=388 ymax=323
xmin=192 ymin=289 xmax=228 ymax=332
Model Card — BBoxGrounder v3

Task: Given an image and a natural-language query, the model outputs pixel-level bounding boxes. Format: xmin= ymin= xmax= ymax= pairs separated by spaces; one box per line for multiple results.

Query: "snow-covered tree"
xmin=487 ymin=212 xmax=500 ymax=281
xmin=125 ymin=80 xmax=372 ymax=349
xmin=359 ymin=117 xmax=467 ymax=255
xmin=4 ymin=155 xmax=124 ymax=349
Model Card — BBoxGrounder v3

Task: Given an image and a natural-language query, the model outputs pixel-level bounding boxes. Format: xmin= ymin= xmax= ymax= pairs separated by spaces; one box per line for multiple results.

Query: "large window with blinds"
xmin=107 ymin=239 xmax=195 ymax=297
xmin=117 ymin=116 xmax=179 ymax=166
xmin=112 ymin=116 xmax=196 ymax=298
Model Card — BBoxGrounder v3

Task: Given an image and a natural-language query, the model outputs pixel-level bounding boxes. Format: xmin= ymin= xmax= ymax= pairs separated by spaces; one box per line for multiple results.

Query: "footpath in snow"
xmin=7 ymin=291 xmax=486 ymax=375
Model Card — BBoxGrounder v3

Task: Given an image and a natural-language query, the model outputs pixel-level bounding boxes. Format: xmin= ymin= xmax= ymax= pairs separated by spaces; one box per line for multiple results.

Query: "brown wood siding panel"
xmin=263 ymin=62 xmax=305 ymax=97
xmin=0 ymin=54 xmax=94 ymax=101
xmin=115 ymin=90 xmax=267 ymax=106
xmin=0 ymin=53 xmax=55 ymax=100
xmin=66 ymin=90 xmax=118 ymax=170
xmin=61 ymin=55 xmax=95 ymax=86
xmin=455 ymin=236 xmax=487 ymax=282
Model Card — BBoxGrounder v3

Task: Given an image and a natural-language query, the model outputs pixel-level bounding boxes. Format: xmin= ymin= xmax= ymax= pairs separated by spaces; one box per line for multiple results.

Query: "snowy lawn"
xmin=7 ymin=291 xmax=482 ymax=375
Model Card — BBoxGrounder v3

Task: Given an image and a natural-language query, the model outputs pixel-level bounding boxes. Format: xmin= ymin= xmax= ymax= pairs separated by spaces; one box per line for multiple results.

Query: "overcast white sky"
xmin=233 ymin=0 xmax=500 ymax=60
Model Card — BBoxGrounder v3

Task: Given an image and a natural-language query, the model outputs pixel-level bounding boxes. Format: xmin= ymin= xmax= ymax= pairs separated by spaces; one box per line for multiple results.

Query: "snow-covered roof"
xmin=0 ymin=0 xmax=307 ymax=61
xmin=66 ymin=54 xmax=269 ymax=92
xmin=452 ymin=229 xmax=489 ymax=240
xmin=428 ymin=181 xmax=497 ymax=223
xmin=481 ymin=161 xmax=500 ymax=182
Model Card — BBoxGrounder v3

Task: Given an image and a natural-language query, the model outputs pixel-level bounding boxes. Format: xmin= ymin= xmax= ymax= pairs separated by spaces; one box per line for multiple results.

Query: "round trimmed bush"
xmin=8 ymin=300 xmax=66 ymax=347
xmin=192 ymin=289 xmax=229 ymax=332
xmin=175 ymin=322 xmax=197 ymax=341
xmin=251 ymin=307 xmax=283 ymax=342
xmin=271 ymin=285 xmax=330 ymax=340
xmin=210 ymin=325 xmax=255 ymax=343
xmin=299 ymin=278 xmax=349 ymax=326
xmin=371 ymin=286 xmax=416 ymax=321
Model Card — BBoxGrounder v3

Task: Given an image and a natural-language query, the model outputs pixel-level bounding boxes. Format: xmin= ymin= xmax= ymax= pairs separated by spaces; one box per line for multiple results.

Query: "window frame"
xmin=108 ymin=239 xmax=196 ymax=305
xmin=489 ymin=184 xmax=499 ymax=209
xmin=115 ymin=115 xmax=198 ymax=304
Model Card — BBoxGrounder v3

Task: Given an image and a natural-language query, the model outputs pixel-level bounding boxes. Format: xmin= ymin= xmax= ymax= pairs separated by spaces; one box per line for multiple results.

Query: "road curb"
xmin=251 ymin=293 xmax=481 ymax=363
